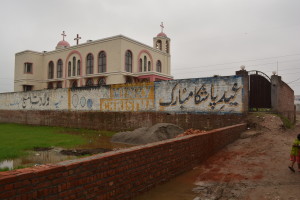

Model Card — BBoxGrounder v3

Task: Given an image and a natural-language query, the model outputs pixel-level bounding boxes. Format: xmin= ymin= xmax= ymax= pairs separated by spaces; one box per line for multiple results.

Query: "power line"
xmin=288 ymin=77 xmax=300 ymax=84
xmin=173 ymin=60 xmax=300 ymax=76
xmin=172 ymin=53 xmax=300 ymax=71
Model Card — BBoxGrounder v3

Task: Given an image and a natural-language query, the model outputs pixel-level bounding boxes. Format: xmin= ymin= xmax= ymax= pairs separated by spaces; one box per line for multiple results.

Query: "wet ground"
xmin=0 ymin=134 xmax=132 ymax=170
xmin=135 ymin=113 xmax=300 ymax=200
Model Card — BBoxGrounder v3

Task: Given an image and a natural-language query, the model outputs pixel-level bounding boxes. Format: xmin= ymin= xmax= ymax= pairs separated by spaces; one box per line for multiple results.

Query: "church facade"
xmin=14 ymin=27 xmax=172 ymax=92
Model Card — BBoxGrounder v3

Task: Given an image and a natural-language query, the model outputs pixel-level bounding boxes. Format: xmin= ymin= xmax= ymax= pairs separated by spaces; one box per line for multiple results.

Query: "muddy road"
xmin=136 ymin=113 xmax=300 ymax=200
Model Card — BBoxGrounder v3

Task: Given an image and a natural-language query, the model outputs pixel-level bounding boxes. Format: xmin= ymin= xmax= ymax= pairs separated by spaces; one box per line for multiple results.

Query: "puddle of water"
xmin=0 ymin=148 xmax=77 ymax=170
xmin=0 ymin=135 xmax=133 ymax=171
xmin=134 ymin=167 xmax=202 ymax=200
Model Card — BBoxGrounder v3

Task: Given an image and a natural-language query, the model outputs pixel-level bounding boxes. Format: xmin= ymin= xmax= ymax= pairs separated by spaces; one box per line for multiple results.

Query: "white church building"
xmin=14 ymin=24 xmax=172 ymax=92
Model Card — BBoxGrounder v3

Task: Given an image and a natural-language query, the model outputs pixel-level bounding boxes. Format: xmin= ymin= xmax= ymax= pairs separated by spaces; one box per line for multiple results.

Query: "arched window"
xmin=86 ymin=53 xmax=94 ymax=74
xmin=77 ymin=60 xmax=81 ymax=76
xmin=143 ymin=56 xmax=147 ymax=72
xmin=48 ymin=61 xmax=54 ymax=79
xmin=156 ymin=40 xmax=162 ymax=50
xmin=98 ymin=77 xmax=106 ymax=86
xmin=48 ymin=82 xmax=53 ymax=89
xmin=86 ymin=79 xmax=93 ymax=86
xmin=125 ymin=50 xmax=132 ymax=72
xmin=166 ymin=40 xmax=169 ymax=53
xmin=68 ymin=62 xmax=71 ymax=77
xmin=126 ymin=76 xmax=133 ymax=84
xmin=71 ymin=80 xmax=77 ymax=88
xmin=98 ymin=51 xmax=106 ymax=73
xmin=148 ymin=61 xmax=151 ymax=71
xmin=57 ymin=81 xmax=62 ymax=88
xmin=57 ymin=59 xmax=63 ymax=78
xmin=156 ymin=60 xmax=162 ymax=72
xmin=72 ymin=57 xmax=76 ymax=76
xmin=139 ymin=59 xmax=142 ymax=72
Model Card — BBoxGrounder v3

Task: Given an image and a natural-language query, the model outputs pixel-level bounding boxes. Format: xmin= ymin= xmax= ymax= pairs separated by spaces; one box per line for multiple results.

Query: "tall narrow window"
xmin=57 ymin=59 xmax=63 ymax=78
xmin=166 ymin=40 xmax=169 ymax=53
xmin=48 ymin=61 xmax=54 ymax=79
xmin=72 ymin=57 xmax=76 ymax=76
xmin=143 ymin=56 xmax=147 ymax=72
xmin=98 ymin=51 xmax=106 ymax=73
xmin=125 ymin=50 xmax=132 ymax=72
xmin=156 ymin=40 xmax=162 ymax=50
xmin=148 ymin=61 xmax=151 ymax=71
xmin=68 ymin=62 xmax=71 ymax=77
xmin=86 ymin=53 xmax=94 ymax=74
xmin=156 ymin=60 xmax=162 ymax=72
xmin=139 ymin=59 xmax=142 ymax=72
xmin=77 ymin=60 xmax=81 ymax=76
xmin=24 ymin=63 xmax=33 ymax=74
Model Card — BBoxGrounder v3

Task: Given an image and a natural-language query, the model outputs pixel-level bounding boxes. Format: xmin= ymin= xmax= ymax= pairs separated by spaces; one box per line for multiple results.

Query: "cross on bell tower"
xmin=160 ymin=22 xmax=164 ymax=33
xmin=153 ymin=22 xmax=170 ymax=54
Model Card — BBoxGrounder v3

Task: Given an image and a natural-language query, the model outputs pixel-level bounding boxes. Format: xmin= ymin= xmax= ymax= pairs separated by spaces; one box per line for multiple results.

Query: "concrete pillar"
xmin=270 ymin=75 xmax=281 ymax=112
xmin=236 ymin=69 xmax=249 ymax=114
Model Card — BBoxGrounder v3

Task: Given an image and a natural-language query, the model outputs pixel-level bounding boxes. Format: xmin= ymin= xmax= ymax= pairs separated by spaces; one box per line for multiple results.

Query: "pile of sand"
xmin=111 ymin=123 xmax=184 ymax=145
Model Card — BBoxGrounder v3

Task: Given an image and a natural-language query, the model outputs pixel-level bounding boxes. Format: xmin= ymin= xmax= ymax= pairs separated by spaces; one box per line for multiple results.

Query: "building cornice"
xmin=15 ymin=50 xmax=44 ymax=56
xmin=16 ymin=35 xmax=170 ymax=57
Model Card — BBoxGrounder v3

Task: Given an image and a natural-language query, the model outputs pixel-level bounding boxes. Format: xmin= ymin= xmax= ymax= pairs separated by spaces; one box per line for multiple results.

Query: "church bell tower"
xmin=153 ymin=22 xmax=170 ymax=54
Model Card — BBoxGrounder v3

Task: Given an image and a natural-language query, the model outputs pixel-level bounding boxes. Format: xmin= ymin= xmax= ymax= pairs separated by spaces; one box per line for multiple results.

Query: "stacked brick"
xmin=176 ymin=128 xmax=206 ymax=137
xmin=0 ymin=123 xmax=246 ymax=200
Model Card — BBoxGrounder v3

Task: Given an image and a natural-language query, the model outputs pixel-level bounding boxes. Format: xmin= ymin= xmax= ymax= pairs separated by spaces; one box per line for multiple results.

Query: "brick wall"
xmin=0 ymin=110 xmax=246 ymax=131
xmin=271 ymin=75 xmax=295 ymax=123
xmin=0 ymin=123 xmax=246 ymax=200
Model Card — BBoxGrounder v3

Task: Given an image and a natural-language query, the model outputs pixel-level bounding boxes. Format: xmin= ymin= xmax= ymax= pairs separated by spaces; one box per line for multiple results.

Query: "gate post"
xmin=271 ymin=75 xmax=280 ymax=112
xmin=271 ymin=74 xmax=296 ymax=123
xmin=236 ymin=68 xmax=249 ymax=114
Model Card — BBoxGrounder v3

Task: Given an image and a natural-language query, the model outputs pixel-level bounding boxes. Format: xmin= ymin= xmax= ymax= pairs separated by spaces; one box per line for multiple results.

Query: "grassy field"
xmin=0 ymin=123 xmax=115 ymax=161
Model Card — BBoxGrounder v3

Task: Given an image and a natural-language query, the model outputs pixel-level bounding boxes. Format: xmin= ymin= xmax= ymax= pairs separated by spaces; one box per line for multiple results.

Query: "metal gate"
xmin=249 ymin=70 xmax=271 ymax=111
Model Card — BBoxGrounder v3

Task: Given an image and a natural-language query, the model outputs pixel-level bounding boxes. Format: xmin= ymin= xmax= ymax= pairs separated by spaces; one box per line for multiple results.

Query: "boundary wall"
xmin=271 ymin=75 xmax=296 ymax=123
xmin=0 ymin=123 xmax=246 ymax=200
xmin=0 ymin=76 xmax=246 ymax=114
xmin=0 ymin=110 xmax=245 ymax=131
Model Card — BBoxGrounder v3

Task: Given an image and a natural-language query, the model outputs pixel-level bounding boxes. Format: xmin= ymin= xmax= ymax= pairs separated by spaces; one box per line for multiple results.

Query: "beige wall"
xmin=14 ymin=51 xmax=45 ymax=91
xmin=14 ymin=35 xmax=172 ymax=92
xmin=120 ymin=37 xmax=170 ymax=74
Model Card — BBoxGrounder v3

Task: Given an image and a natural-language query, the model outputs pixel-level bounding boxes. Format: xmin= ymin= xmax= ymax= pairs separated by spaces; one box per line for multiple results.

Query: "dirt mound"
xmin=111 ymin=123 xmax=184 ymax=145
xmin=247 ymin=113 xmax=283 ymax=131
xmin=176 ymin=128 xmax=206 ymax=137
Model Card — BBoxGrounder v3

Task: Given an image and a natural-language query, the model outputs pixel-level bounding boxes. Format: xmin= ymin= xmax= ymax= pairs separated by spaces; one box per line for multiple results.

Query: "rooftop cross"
xmin=160 ymin=22 xmax=164 ymax=33
xmin=74 ymin=34 xmax=81 ymax=45
xmin=61 ymin=31 xmax=66 ymax=41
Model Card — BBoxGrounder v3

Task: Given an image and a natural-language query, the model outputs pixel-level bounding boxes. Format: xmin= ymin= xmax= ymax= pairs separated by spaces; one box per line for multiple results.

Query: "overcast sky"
xmin=0 ymin=0 xmax=299 ymax=94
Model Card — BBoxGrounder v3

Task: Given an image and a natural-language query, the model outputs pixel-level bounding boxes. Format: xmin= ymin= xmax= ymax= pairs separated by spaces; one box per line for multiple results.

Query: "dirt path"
xmin=192 ymin=113 xmax=300 ymax=200
xmin=136 ymin=113 xmax=300 ymax=200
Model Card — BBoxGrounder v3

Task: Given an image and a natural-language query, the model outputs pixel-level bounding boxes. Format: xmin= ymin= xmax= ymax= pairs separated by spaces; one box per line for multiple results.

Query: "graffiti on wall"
xmin=100 ymin=83 xmax=154 ymax=112
xmin=0 ymin=89 xmax=68 ymax=110
xmin=70 ymin=87 xmax=110 ymax=110
xmin=155 ymin=77 xmax=243 ymax=113
xmin=21 ymin=93 xmax=50 ymax=108
xmin=0 ymin=76 xmax=245 ymax=113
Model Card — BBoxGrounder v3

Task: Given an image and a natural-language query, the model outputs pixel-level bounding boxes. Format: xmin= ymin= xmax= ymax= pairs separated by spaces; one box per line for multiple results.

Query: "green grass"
xmin=276 ymin=114 xmax=294 ymax=129
xmin=0 ymin=123 xmax=94 ymax=161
